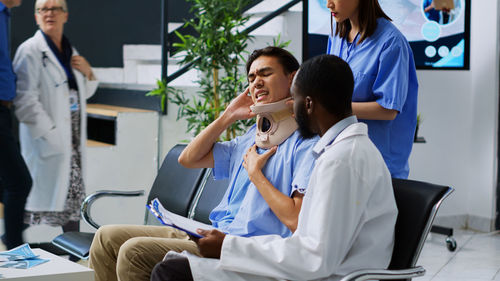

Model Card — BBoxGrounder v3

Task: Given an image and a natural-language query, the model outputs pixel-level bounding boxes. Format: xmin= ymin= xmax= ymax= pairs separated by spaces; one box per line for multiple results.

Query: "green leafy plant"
xmin=272 ymin=33 xmax=291 ymax=49
xmin=416 ymin=113 xmax=423 ymax=127
xmin=146 ymin=79 xmax=183 ymax=113
xmin=414 ymin=113 xmax=423 ymax=141
xmin=168 ymin=0 xmax=254 ymax=140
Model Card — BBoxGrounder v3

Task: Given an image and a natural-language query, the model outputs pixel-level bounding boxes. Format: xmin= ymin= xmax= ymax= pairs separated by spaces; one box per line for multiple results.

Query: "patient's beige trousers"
xmin=88 ymin=225 xmax=200 ymax=281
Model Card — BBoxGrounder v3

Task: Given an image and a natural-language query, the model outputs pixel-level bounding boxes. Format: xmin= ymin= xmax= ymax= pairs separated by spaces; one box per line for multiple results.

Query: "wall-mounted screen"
xmin=303 ymin=0 xmax=470 ymax=70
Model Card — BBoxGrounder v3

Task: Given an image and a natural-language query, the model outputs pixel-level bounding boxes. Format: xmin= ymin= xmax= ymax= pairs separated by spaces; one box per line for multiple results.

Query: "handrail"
xmin=165 ymin=0 xmax=302 ymax=84
xmin=244 ymin=0 xmax=301 ymax=35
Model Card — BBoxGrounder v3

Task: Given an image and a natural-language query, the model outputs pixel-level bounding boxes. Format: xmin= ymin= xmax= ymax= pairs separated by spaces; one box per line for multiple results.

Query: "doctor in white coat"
xmin=13 ymin=0 xmax=97 ymax=235
xmin=151 ymin=55 xmax=398 ymax=281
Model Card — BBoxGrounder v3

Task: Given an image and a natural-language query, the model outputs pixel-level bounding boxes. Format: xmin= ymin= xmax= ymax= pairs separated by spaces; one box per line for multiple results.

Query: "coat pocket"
xmin=38 ymin=127 xmax=64 ymax=158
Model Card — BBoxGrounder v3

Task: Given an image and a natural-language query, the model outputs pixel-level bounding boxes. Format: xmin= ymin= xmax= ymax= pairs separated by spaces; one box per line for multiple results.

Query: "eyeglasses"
xmin=36 ymin=6 xmax=65 ymax=15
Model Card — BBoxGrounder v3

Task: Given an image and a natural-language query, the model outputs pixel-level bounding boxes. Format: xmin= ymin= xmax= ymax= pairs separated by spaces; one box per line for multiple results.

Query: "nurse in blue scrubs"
xmin=326 ymin=0 xmax=418 ymax=179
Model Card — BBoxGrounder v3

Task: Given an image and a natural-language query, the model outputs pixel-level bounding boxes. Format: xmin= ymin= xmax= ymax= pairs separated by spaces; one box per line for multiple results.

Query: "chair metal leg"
xmin=431 ymin=225 xmax=457 ymax=252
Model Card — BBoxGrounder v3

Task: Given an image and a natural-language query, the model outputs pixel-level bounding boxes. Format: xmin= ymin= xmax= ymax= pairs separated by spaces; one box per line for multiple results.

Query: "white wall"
xmin=409 ymin=0 xmax=499 ymax=231
xmin=83 ymin=111 xmax=159 ymax=231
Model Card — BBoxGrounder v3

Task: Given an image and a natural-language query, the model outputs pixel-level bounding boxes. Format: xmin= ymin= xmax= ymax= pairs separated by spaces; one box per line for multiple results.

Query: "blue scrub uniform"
xmin=327 ymin=18 xmax=418 ymax=179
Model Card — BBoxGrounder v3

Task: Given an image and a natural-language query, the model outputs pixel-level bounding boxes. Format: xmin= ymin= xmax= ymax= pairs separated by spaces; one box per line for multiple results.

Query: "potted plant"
xmin=414 ymin=113 xmax=422 ymax=142
xmin=148 ymin=0 xmax=253 ymax=140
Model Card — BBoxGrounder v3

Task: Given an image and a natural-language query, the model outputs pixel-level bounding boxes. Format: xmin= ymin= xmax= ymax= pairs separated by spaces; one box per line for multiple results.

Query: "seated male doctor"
xmin=88 ymin=46 xmax=318 ymax=281
xmin=150 ymin=54 xmax=398 ymax=281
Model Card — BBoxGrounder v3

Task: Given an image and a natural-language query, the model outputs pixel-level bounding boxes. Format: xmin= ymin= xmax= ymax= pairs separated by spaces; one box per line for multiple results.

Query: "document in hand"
xmin=147 ymin=198 xmax=216 ymax=238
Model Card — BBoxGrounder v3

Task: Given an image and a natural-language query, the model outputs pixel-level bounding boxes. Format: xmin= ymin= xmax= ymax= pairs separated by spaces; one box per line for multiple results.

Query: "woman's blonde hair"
xmin=35 ymin=0 xmax=68 ymax=13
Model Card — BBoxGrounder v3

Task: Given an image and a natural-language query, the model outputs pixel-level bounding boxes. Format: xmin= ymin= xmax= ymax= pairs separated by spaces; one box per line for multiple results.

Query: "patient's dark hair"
xmin=246 ymin=46 xmax=299 ymax=75
xmin=294 ymin=54 xmax=353 ymax=118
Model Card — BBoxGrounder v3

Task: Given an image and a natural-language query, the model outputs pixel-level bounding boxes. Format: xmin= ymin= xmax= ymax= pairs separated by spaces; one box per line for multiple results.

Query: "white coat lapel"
xmin=34 ymin=30 xmax=67 ymax=84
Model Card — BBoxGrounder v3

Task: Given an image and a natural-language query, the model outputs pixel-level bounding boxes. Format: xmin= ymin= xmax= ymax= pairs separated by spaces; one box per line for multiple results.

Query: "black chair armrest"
xmin=339 ymin=266 xmax=426 ymax=281
xmin=81 ymin=190 xmax=145 ymax=229
xmin=52 ymin=232 xmax=95 ymax=260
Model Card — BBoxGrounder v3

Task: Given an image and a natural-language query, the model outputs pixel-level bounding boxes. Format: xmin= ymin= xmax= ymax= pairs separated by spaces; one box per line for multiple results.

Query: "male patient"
xmin=151 ymin=54 xmax=399 ymax=281
xmin=88 ymin=46 xmax=318 ymax=281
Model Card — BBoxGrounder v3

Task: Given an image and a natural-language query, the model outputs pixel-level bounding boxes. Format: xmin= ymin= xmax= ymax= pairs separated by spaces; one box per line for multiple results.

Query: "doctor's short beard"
xmin=294 ymin=105 xmax=316 ymax=139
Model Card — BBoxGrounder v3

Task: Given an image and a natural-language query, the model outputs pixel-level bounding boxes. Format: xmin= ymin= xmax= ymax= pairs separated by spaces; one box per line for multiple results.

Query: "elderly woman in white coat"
xmin=13 ymin=0 xmax=98 ymax=237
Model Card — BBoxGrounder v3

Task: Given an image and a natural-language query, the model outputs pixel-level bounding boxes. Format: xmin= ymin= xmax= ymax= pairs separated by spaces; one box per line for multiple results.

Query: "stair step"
xmin=245 ymin=0 xmax=302 ymax=15
xmin=93 ymin=68 xmax=124 ymax=84
xmin=168 ymin=22 xmax=183 ymax=31
xmin=123 ymin=45 xmax=161 ymax=62
xmin=241 ymin=15 xmax=284 ymax=36
xmin=95 ymin=2 xmax=303 ymax=88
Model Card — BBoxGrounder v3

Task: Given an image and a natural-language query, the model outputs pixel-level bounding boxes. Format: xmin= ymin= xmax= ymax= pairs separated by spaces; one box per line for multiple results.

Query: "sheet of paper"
xmin=0 ymin=244 xmax=49 ymax=269
xmin=149 ymin=198 xmax=215 ymax=237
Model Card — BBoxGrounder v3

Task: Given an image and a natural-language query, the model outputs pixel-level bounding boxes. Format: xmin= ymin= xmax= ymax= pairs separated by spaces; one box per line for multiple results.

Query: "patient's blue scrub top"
xmin=210 ymin=125 xmax=317 ymax=238
xmin=327 ymin=18 xmax=418 ymax=179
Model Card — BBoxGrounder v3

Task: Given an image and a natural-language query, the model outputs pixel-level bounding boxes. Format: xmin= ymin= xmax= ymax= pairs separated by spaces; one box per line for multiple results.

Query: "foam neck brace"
xmin=250 ymin=97 xmax=298 ymax=149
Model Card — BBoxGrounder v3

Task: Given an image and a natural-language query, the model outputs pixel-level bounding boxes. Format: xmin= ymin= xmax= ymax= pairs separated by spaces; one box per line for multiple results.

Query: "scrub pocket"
xmin=352 ymin=72 xmax=376 ymax=102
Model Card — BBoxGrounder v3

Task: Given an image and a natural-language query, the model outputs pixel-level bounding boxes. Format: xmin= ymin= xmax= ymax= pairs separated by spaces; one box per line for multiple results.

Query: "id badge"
xmin=69 ymin=89 xmax=80 ymax=112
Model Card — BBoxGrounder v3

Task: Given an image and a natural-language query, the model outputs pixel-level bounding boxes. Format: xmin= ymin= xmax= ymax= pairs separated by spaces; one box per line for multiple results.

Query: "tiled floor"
xmin=417 ymin=230 xmax=500 ymax=281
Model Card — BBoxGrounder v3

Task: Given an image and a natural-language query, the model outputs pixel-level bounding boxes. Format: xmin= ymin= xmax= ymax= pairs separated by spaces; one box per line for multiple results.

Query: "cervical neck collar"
xmin=250 ymin=97 xmax=298 ymax=149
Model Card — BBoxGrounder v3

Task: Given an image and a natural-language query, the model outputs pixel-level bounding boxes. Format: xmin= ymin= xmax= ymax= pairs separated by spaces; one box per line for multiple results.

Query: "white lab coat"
xmin=171 ymin=122 xmax=398 ymax=281
xmin=12 ymin=30 xmax=98 ymax=212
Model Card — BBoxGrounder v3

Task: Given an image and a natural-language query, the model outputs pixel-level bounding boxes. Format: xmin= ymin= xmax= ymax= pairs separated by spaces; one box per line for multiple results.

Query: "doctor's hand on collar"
xmin=192 ymin=229 xmax=226 ymax=259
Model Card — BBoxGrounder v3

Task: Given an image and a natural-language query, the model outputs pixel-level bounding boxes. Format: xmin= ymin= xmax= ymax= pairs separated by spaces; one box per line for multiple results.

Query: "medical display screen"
xmin=304 ymin=0 xmax=470 ymax=70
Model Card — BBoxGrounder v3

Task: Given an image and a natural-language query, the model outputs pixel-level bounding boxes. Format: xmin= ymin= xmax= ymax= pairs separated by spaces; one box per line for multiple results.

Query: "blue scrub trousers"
xmin=0 ymin=102 xmax=32 ymax=249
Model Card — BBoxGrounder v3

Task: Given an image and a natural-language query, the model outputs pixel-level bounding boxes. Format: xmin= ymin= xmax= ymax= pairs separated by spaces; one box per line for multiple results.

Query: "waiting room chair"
xmin=339 ymin=178 xmax=453 ymax=281
xmin=187 ymin=168 xmax=229 ymax=224
xmin=51 ymin=144 xmax=207 ymax=259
